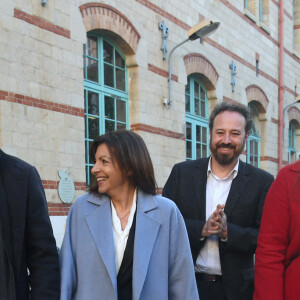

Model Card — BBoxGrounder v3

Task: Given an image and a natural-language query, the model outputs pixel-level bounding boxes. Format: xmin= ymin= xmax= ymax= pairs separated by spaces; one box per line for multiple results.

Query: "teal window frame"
xmin=185 ymin=76 xmax=209 ymax=160
xmin=84 ymin=34 xmax=129 ymax=185
xmin=288 ymin=121 xmax=297 ymax=163
xmin=247 ymin=103 xmax=260 ymax=167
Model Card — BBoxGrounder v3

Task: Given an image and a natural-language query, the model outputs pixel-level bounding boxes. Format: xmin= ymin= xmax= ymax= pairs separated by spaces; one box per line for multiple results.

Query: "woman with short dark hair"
xmin=60 ymin=130 xmax=198 ymax=300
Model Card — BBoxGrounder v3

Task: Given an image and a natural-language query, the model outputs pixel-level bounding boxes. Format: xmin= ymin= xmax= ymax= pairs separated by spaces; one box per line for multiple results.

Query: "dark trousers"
xmin=195 ymin=273 xmax=228 ymax=300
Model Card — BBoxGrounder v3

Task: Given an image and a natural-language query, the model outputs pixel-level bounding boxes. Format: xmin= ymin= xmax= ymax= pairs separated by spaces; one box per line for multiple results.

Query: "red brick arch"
xmin=79 ymin=3 xmax=141 ymax=55
xmin=245 ymin=85 xmax=269 ymax=113
xmin=287 ymin=106 xmax=300 ymax=127
xmin=183 ymin=53 xmax=219 ymax=89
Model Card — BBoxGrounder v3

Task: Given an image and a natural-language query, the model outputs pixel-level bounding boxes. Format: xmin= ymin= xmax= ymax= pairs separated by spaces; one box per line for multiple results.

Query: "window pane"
xmin=249 ymin=104 xmax=259 ymax=136
xmin=196 ymin=143 xmax=201 ymax=159
xmin=87 ymin=36 xmax=98 ymax=58
xmin=185 ymin=79 xmax=190 ymax=94
xmin=194 ymin=99 xmax=200 ymax=116
xmin=255 ymin=141 xmax=258 ymax=155
xmin=185 ymin=94 xmax=191 ymax=112
xmin=85 ymin=165 xmax=89 ymax=187
xmin=116 ymin=69 xmax=125 ymax=91
xmin=250 ymin=154 xmax=254 ymax=165
xmin=104 ymin=64 xmax=114 ymax=87
xmin=88 ymin=117 xmax=99 ymax=139
xmin=115 ymin=51 xmax=125 ymax=68
xmin=196 ymin=125 xmax=201 ymax=142
xmin=103 ymin=41 xmax=113 ymax=64
xmin=254 ymin=156 xmax=258 ymax=167
xmin=186 ymin=141 xmax=192 ymax=159
xmin=194 ymin=81 xmax=199 ymax=98
xmin=88 ymin=166 xmax=96 ymax=189
xmin=289 ymin=123 xmax=296 ymax=148
xmin=85 ymin=140 xmax=89 ymax=164
xmin=88 ymin=140 xmax=93 ymax=161
xmin=105 ymin=120 xmax=115 ymax=133
xmin=186 ymin=122 xmax=192 ymax=140
xmin=201 ymin=100 xmax=205 ymax=118
xmin=88 ymin=92 xmax=99 ymax=115
xmin=83 ymin=56 xmax=86 ymax=79
xmin=202 ymin=144 xmax=207 ymax=157
xmin=117 ymin=100 xmax=126 ymax=122
xmin=200 ymin=87 xmax=205 ymax=100
xmin=202 ymin=127 xmax=207 ymax=143
xmin=105 ymin=96 xmax=115 ymax=119
xmin=291 ymin=151 xmax=296 ymax=162
xmin=87 ymin=58 xmax=98 ymax=82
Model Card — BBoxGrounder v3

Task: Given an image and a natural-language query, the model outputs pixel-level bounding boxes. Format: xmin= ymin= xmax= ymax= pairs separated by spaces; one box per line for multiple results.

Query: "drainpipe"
xmin=278 ymin=0 xmax=284 ymax=170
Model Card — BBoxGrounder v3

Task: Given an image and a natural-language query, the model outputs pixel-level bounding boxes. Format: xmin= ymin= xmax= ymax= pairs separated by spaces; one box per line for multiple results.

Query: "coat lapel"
xmin=225 ymin=160 xmax=250 ymax=218
xmin=0 ymin=150 xmax=25 ymax=277
xmin=194 ymin=158 xmax=209 ymax=220
xmin=132 ymin=190 xmax=160 ymax=300
xmin=85 ymin=195 xmax=118 ymax=297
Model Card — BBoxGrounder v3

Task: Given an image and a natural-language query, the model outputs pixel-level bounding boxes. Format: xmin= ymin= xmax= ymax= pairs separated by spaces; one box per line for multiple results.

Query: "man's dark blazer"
xmin=162 ymin=157 xmax=274 ymax=300
xmin=0 ymin=150 xmax=60 ymax=300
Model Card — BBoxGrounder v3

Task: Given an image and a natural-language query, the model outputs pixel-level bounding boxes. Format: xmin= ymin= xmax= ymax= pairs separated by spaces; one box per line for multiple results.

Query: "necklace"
xmin=119 ymin=210 xmax=130 ymax=220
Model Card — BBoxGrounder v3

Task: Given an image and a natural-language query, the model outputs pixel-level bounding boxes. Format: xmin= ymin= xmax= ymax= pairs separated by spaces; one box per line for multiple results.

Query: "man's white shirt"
xmin=195 ymin=157 xmax=239 ymax=275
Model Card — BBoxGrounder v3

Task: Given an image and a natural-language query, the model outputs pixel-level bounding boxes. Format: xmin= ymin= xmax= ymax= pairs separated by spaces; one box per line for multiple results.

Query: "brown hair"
xmin=209 ymin=102 xmax=253 ymax=134
xmin=89 ymin=130 xmax=157 ymax=195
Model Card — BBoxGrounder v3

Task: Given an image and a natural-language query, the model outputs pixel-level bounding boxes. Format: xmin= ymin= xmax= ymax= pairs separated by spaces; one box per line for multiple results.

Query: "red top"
xmin=254 ymin=160 xmax=300 ymax=300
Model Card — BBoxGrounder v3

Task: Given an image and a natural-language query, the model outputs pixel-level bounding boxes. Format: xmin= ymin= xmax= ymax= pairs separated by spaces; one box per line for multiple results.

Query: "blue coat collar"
xmin=85 ymin=189 xmax=161 ymax=299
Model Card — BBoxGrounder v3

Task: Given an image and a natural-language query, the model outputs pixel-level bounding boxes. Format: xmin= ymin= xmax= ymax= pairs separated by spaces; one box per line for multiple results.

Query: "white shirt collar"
xmin=207 ymin=156 xmax=239 ymax=180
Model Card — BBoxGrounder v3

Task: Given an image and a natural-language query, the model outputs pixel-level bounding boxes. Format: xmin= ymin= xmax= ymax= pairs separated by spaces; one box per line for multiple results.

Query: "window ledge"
xmin=259 ymin=22 xmax=271 ymax=35
xmin=244 ymin=9 xmax=257 ymax=23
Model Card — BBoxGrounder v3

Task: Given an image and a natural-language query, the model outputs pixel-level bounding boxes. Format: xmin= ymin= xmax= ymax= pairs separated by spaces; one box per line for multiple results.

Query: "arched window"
xmin=247 ymin=102 xmax=260 ymax=167
xmin=288 ymin=121 xmax=297 ymax=163
xmin=185 ymin=76 xmax=209 ymax=160
xmin=84 ymin=34 xmax=129 ymax=184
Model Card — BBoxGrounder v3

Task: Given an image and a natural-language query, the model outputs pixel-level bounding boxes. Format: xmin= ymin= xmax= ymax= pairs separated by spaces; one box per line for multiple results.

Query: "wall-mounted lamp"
xmin=164 ymin=20 xmax=220 ymax=109
xmin=41 ymin=0 xmax=47 ymax=7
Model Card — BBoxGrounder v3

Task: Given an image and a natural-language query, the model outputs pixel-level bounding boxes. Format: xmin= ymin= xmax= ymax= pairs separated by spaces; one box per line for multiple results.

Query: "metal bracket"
xmin=159 ymin=21 xmax=169 ymax=60
xmin=229 ymin=60 xmax=237 ymax=92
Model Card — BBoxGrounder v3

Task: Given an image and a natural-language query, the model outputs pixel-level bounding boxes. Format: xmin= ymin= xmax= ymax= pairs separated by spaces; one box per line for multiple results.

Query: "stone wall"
xmin=0 ymin=0 xmax=299 ymax=210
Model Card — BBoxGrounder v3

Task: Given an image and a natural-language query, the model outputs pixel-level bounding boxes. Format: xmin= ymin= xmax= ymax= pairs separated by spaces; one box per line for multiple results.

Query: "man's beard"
xmin=210 ymin=139 xmax=246 ymax=166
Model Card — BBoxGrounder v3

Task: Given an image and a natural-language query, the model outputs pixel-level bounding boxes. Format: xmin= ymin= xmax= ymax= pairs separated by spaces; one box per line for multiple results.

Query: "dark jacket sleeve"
xmin=25 ymin=166 xmax=60 ymax=300
xmin=221 ymin=170 xmax=274 ymax=254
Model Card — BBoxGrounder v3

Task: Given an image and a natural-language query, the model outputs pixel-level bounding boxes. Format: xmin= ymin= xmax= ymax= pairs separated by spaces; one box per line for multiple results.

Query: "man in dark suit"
xmin=163 ymin=102 xmax=274 ymax=300
xmin=0 ymin=149 xmax=60 ymax=300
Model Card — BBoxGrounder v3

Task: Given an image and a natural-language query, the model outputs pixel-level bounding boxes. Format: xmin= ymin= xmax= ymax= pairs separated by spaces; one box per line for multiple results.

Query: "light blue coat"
xmin=59 ymin=189 xmax=199 ymax=300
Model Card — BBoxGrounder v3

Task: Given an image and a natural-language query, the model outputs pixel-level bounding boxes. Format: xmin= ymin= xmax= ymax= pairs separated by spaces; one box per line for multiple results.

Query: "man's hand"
xmin=201 ymin=204 xmax=228 ymax=239
xmin=215 ymin=204 xmax=228 ymax=239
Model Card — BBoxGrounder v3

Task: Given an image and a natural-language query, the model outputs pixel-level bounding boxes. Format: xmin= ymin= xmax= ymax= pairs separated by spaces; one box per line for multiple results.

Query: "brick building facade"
xmin=0 ymin=0 xmax=299 ymax=245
